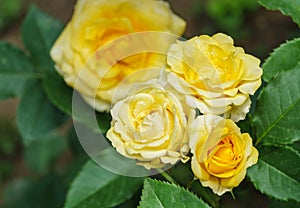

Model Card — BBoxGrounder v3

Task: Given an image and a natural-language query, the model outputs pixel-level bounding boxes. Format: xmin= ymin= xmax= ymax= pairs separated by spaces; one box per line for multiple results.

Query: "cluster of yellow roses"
xmin=50 ymin=0 xmax=262 ymax=195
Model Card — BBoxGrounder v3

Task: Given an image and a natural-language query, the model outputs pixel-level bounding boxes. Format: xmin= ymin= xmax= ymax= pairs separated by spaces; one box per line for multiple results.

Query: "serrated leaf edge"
xmin=258 ymin=0 xmax=300 ymax=27
xmin=254 ymin=67 xmax=300 ymax=145
xmin=138 ymin=178 xmax=209 ymax=208
xmin=262 ymin=38 xmax=300 ymax=83
xmin=249 ymin=158 xmax=300 ymax=202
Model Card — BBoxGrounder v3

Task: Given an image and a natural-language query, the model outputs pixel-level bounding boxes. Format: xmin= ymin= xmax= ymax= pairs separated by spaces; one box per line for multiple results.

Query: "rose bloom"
xmin=106 ymin=81 xmax=189 ymax=169
xmin=166 ymin=33 xmax=262 ymax=121
xmin=188 ymin=114 xmax=258 ymax=195
xmin=50 ymin=0 xmax=186 ymax=111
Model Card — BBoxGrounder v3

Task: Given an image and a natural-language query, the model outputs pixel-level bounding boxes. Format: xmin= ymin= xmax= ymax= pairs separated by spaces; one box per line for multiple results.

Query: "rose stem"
xmin=157 ymin=168 xmax=178 ymax=184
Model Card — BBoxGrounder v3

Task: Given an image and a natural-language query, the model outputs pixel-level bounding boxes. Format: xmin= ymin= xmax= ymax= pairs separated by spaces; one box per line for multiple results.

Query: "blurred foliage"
xmin=0 ymin=121 xmax=20 ymax=156
xmin=0 ymin=120 xmax=20 ymax=184
xmin=192 ymin=0 xmax=259 ymax=36
xmin=0 ymin=0 xmax=23 ymax=31
xmin=0 ymin=121 xmax=88 ymax=207
xmin=2 ymin=175 xmax=66 ymax=208
xmin=190 ymin=0 xmax=299 ymax=60
xmin=24 ymin=132 xmax=67 ymax=174
xmin=205 ymin=0 xmax=259 ymax=34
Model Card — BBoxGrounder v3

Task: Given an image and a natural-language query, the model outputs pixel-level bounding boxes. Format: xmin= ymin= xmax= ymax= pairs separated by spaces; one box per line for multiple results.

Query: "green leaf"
xmin=190 ymin=180 xmax=220 ymax=208
xmin=0 ymin=42 xmax=36 ymax=99
xmin=70 ymin=91 xmax=111 ymax=133
xmin=247 ymin=145 xmax=300 ymax=201
xmin=168 ymin=162 xmax=194 ymax=187
xmin=258 ymin=0 xmax=300 ymax=27
xmin=67 ymin=125 xmax=87 ymax=157
xmin=42 ymin=70 xmax=111 ymax=133
xmin=253 ymin=67 xmax=300 ymax=145
xmin=237 ymin=114 xmax=254 ymax=137
xmin=116 ymin=190 xmax=141 ymax=208
xmin=21 ymin=4 xmax=112 ymax=133
xmin=93 ymin=147 xmax=149 ymax=177
xmin=21 ymin=5 xmax=63 ymax=71
xmin=16 ymin=80 xmax=66 ymax=145
xmin=262 ymin=38 xmax=300 ymax=82
xmin=42 ymin=71 xmax=73 ymax=115
xmin=64 ymin=160 xmax=144 ymax=208
xmin=24 ymin=132 xmax=67 ymax=174
xmin=139 ymin=178 xmax=210 ymax=208
xmin=291 ymin=141 xmax=300 ymax=153
xmin=2 ymin=175 xmax=66 ymax=208
xmin=269 ymin=200 xmax=300 ymax=208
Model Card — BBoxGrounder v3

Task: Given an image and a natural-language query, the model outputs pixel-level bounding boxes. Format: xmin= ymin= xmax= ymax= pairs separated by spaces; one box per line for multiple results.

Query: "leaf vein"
xmin=256 ymin=95 xmax=300 ymax=144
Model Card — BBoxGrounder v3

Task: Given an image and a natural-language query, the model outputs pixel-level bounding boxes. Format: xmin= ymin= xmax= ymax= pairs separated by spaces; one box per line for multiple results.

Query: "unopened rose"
xmin=107 ymin=81 xmax=189 ymax=169
xmin=50 ymin=0 xmax=186 ymax=111
xmin=188 ymin=114 xmax=258 ymax=195
xmin=166 ymin=33 xmax=262 ymax=121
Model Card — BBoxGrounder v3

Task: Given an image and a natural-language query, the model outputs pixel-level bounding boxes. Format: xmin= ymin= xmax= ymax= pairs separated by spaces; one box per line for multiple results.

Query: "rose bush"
xmin=50 ymin=0 xmax=186 ymax=111
xmin=106 ymin=80 xmax=189 ymax=169
xmin=188 ymin=114 xmax=258 ymax=195
xmin=2 ymin=0 xmax=299 ymax=206
xmin=166 ymin=33 xmax=263 ymax=121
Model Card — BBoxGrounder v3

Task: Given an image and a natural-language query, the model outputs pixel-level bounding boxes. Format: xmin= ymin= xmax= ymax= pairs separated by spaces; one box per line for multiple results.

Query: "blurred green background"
xmin=0 ymin=0 xmax=299 ymax=207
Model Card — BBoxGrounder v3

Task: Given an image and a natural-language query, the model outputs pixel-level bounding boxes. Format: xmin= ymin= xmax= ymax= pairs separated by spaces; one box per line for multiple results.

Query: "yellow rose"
xmin=106 ymin=80 xmax=189 ymax=169
xmin=188 ymin=114 xmax=258 ymax=195
xmin=166 ymin=33 xmax=262 ymax=121
xmin=50 ymin=0 xmax=186 ymax=111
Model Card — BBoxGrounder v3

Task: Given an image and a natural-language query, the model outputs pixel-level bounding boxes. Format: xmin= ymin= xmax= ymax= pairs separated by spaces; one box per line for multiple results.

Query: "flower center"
xmin=138 ymin=111 xmax=165 ymax=139
xmin=85 ymin=18 xmax=133 ymax=48
xmin=207 ymin=135 xmax=242 ymax=176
